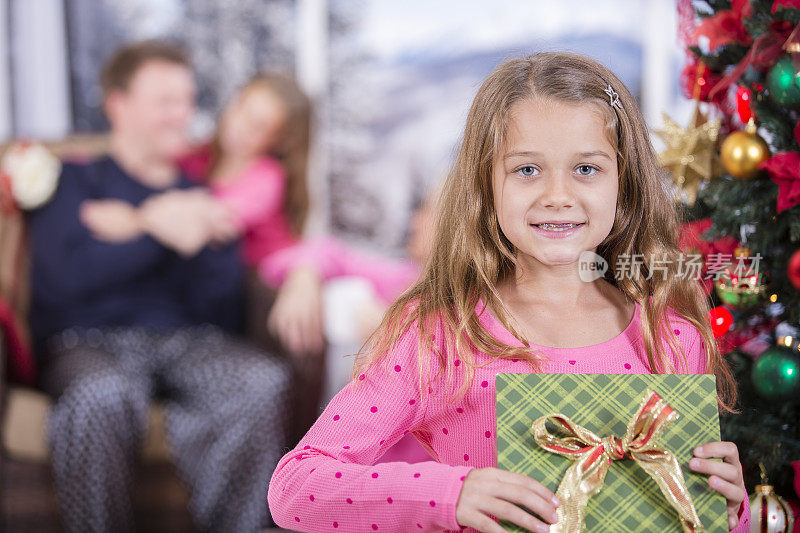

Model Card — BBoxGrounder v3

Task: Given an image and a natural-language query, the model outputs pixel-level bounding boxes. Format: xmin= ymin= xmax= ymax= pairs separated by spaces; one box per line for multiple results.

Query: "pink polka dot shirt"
xmin=267 ymin=299 xmax=750 ymax=532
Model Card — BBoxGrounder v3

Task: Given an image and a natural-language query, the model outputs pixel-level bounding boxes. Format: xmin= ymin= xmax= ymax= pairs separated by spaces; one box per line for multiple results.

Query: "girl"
xmin=259 ymin=190 xmax=437 ymax=358
xmin=179 ymin=72 xmax=311 ymax=266
xmin=267 ymin=53 xmax=750 ymax=533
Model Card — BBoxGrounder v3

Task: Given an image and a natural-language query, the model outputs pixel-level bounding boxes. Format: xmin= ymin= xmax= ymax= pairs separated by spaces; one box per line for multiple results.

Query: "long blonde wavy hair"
xmin=353 ymin=52 xmax=737 ymax=412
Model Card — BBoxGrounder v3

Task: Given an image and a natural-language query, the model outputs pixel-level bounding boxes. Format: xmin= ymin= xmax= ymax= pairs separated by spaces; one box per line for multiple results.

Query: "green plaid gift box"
xmin=495 ymin=373 xmax=728 ymax=532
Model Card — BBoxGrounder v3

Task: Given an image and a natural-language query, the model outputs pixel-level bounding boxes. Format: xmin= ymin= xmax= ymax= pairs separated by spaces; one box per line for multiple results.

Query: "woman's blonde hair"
xmin=210 ymin=72 xmax=312 ymax=235
xmin=353 ymin=52 xmax=737 ymax=412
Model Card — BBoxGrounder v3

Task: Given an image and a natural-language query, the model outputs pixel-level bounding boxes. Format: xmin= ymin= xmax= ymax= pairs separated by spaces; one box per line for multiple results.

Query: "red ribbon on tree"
xmin=760 ymin=152 xmax=800 ymax=212
xmin=708 ymin=20 xmax=800 ymax=101
xmin=675 ymin=0 xmax=737 ymax=121
xmin=693 ymin=0 xmax=753 ymax=53
xmin=677 ymin=0 xmax=698 ymax=48
xmin=681 ymin=59 xmax=726 ymax=104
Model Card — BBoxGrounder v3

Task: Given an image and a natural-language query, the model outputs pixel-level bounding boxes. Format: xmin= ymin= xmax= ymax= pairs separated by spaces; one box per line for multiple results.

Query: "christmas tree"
xmin=668 ymin=0 xmax=800 ymax=520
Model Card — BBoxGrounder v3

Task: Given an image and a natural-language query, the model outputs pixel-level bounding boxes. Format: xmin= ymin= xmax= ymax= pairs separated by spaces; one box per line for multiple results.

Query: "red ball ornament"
xmin=789 ymin=249 xmax=800 ymax=290
xmin=709 ymin=306 xmax=734 ymax=338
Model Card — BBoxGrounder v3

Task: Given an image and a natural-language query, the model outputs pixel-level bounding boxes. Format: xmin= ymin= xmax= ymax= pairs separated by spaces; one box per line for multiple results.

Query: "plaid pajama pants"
xmin=39 ymin=324 xmax=293 ymax=533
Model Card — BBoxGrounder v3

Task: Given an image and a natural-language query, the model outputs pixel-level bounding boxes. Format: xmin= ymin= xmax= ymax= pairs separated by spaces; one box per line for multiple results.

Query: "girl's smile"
xmin=530 ymin=221 xmax=586 ymax=239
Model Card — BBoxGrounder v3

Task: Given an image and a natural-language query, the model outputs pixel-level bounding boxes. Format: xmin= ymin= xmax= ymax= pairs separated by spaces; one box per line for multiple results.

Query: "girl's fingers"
xmin=689 ymin=457 xmax=740 ymax=483
xmin=463 ymin=511 xmax=509 ymax=533
xmin=490 ymin=481 xmax=559 ymax=526
xmin=707 ymin=475 xmax=747 ymax=504
xmin=267 ymin=309 xmax=280 ymax=338
xmin=290 ymin=319 xmax=305 ymax=355
xmin=308 ymin=304 xmax=323 ymax=353
xmin=282 ymin=313 xmax=301 ymax=355
xmin=495 ymin=469 xmax=560 ymax=506
xmin=306 ymin=310 xmax=324 ymax=355
xmin=315 ymin=305 xmax=325 ymax=351
xmin=277 ymin=317 xmax=292 ymax=352
xmin=482 ymin=497 xmax=552 ymax=533
xmin=457 ymin=469 xmax=559 ymax=533
xmin=297 ymin=313 xmax=310 ymax=353
xmin=695 ymin=442 xmax=740 ymax=465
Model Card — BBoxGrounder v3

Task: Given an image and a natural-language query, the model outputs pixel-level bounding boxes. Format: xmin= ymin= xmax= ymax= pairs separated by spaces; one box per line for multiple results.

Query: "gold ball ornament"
xmin=720 ymin=119 xmax=771 ymax=179
xmin=749 ymin=484 xmax=795 ymax=533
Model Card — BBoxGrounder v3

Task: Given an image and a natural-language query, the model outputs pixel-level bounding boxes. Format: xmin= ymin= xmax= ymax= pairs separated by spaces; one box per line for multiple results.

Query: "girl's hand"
xmin=689 ymin=441 xmax=747 ymax=530
xmin=267 ymin=265 xmax=325 ymax=357
xmin=456 ymin=467 xmax=560 ymax=533
xmin=199 ymin=197 xmax=240 ymax=244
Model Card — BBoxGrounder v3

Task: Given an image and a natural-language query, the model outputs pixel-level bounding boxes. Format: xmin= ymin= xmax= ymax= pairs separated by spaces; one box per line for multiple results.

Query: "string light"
xmin=777 ymin=335 xmax=800 ymax=352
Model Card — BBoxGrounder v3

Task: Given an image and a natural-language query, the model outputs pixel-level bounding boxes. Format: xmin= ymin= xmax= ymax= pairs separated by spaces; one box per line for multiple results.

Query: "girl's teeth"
xmin=537 ymin=223 xmax=580 ymax=231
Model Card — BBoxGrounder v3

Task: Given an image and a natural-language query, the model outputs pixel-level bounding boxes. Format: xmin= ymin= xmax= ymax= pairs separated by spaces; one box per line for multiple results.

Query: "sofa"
xmin=0 ymin=135 xmax=320 ymax=532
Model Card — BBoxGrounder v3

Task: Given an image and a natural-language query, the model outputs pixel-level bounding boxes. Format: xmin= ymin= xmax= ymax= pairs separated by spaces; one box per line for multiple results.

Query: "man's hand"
xmin=139 ymin=189 xmax=214 ymax=257
xmin=79 ymin=199 xmax=143 ymax=243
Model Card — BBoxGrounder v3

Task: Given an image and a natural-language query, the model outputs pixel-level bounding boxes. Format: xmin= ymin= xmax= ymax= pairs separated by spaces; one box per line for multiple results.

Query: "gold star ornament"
xmin=653 ymin=108 xmax=721 ymax=206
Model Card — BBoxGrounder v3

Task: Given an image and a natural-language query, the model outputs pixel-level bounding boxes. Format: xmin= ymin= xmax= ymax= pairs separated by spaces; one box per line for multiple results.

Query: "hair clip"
xmin=604 ymin=84 xmax=622 ymax=110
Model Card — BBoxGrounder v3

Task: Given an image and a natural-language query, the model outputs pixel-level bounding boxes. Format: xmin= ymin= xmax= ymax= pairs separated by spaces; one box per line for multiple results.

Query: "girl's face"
xmin=218 ymin=85 xmax=288 ymax=158
xmin=492 ymin=98 xmax=619 ymax=270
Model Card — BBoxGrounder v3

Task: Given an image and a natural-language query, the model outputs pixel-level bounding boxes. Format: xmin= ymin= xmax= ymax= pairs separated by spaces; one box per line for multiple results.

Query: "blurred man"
xmin=27 ymin=41 xmax=292 ymax=532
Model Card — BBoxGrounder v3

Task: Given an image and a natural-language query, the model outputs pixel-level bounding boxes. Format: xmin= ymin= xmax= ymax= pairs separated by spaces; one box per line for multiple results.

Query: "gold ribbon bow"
xmin=532 ymin=389 xmax=703 ymax=532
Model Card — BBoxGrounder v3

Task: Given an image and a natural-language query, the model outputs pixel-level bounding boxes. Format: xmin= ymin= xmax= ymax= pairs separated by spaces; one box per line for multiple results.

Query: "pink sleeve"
xmin=267 ymin=320 xmax=473 ymax=532
xmin=259 ymin=236 xmax=419 ymax=302
xmin=334 ymin=244 xmax=419 ymax=303
xmin=215 ymin=159 xmax=285 ymax=231
xmin=731 ymin=494 xmax=750 ymax=532
xmin=258 ymin=236 xmax=349 ymax=288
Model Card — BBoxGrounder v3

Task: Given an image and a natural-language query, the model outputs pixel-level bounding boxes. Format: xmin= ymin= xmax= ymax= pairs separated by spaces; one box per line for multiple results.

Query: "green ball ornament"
xmin=752 ymin=345 xmax=800 ymax=400
xmin=766 ymin=55 xmax=800 ymax=109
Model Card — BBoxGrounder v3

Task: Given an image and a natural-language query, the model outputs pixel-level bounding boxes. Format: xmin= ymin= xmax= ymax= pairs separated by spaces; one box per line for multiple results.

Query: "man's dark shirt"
xmin=28 ymin=155 xmax=243 ymax=349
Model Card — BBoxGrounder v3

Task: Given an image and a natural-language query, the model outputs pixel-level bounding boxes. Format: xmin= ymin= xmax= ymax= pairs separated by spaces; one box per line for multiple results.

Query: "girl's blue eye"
xmin=576 ymin=165 xmax=598 ymax=176
xmin=516 ymin=166 xmax=538 ymax=177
